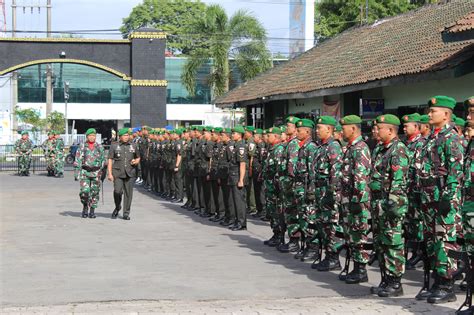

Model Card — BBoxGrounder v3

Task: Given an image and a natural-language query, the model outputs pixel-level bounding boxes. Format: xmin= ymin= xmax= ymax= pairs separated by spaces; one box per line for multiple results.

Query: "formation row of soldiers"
xmin=133 ymin=95 xmax=474 ymax=313
xmin=14 ymin=130 xmax=65 ymax=177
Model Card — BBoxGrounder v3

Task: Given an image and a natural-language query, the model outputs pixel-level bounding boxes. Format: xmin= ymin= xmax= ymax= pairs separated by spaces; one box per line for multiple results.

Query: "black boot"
xmin=345 ymin=262 xmax=368 ymax=284
xmin=453 ymin=260 xmax=466 ymax=282
xmin=378 ymin=275 xmax=403 ymax=297
xmin=112 ymin=192 xmax=122 ymax=219
xmin=302 ymin=243 xmax=320 ymax=262
xmin=371 ymin=270 xmax=387 ymax=295
xmin=427 ymin=277 xmax=456 ymax=304
xmin=406 ymin=247 xmax=423 ymax=270
xmin=457 ymin=306 xmax=474 ymax=315
xmin=277 ymin=237 xmax=300 ymax=253
xmin=88 ymin=208 xmax=96 ymax=219
xmin=81 ymin=205 xmax=88 ymax=218
xmin=317 ymin=252 xmax=341 ymax=272
xmin=294 ymin=244 xmax=306 ymax=260
xmin=263 ymin=233 xmax=279 ymax=246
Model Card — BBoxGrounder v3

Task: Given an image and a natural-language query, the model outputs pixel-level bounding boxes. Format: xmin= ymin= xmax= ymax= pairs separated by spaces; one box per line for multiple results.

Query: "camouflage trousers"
xmin=341 ymin=203 xmax=370 ymax=264
xmin=462 ymin=199 xmax=474 ymax=255
xmin=54 ymin=154 xmax=64 ymax=175
xmin=79 ymin=176 xmax=101 ymax=210
xmin=316 ymin=201 xmax=343 ymax=253
xmin=46 ymin=156 xmax=55 ymax=172
xmin=421 ymin=202 xmax=459 ymax=279
xmin=264 ymin=180 xmax=280 ymax=232
xmin=17 ymin=153 xmax=32 ymax=174
xmin=281 ymin=178 xmax=299 ymax=237
xmin=404 ymin=195 xmax=424 ymax=242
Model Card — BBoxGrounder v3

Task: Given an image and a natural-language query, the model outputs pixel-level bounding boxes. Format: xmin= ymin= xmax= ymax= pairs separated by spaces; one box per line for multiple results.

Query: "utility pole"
xmin=45 ymin=0 xmax=53 ymax=116
xmin=11 ymin=0 xmax=17 ymax=138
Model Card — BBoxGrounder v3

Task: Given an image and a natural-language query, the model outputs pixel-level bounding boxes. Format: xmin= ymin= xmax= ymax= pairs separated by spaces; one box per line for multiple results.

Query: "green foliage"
xmin=315 ymin=0 xmax=437 ymax=41
xmin=47 ymin=111 xmax=65 ymax=134
xmin=14 ymin=108 xmax=65 ymax=134
xmin=181 ymin=4 xmax=272 ymax=99
xmin=120 ymin=0 xmax=207 ymax=55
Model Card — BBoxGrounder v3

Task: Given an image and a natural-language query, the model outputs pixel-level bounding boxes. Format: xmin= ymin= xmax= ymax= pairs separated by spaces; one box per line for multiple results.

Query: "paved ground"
xmin=0 ymin=172 xmax=464 ymax=314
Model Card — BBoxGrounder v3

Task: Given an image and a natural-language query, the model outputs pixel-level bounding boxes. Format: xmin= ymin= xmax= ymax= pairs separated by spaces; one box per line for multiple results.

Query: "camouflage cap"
xmin=428 ymin=95 xmax=456 ymax=110
xmin=340 ymin=115 xmax=362 ymax=125
xmin=286 ymin=116 xmax=301 ymax=125
xmin=376 ymin=114 xmax=400 ymax=126
xmin=253 ymin=128 xmax=263 ymax=135
xmin=85 ymin=128 xmax=96 ymax=136
xmin=317 ymin=115 xmax=337 ymax=126
xmin=297 ymin=118 xmax=315 ymax=129
xmin=419 ymin=114 xmax=430 ymax=124
xmin=267 ymin=126 xmax=282 ymax=135
xmin=402 ymin=113 xmax=421 ymax=124
xmin=232 ymin=125 xmax=245 ymax=134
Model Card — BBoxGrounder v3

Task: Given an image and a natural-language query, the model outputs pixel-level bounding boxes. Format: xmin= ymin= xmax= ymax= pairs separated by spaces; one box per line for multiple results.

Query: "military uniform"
xmin=209 ymin=128 xmax=224 ymax=220
xmin=218 ymin=131 xmax=234 ymax=225
xmin=42 ymin=134 xmax=56 ymax=176
xmin=74 ymin=128 xmax=105 ymax=218
xmin=14 ymin=132 xmax=33 ymax=176
xmin=252 ymin=130 xmax=267 ymax=218
xmin=245 ymin=127 xmax=257 ymax=214
xmin=54 ymin=133 xmax=65 ymax=178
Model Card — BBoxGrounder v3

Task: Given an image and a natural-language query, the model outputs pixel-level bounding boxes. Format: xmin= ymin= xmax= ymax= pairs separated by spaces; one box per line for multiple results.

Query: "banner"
xmin=322 ymin=100 xmax=341 ymax=119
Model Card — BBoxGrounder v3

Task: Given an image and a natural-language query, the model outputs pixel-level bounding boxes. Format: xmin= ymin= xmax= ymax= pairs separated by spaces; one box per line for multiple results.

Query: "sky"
xmin=3 ymin=0 xmax=291 ymax=55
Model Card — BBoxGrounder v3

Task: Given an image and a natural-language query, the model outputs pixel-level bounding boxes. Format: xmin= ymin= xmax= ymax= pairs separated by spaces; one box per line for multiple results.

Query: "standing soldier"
xmin=228 ymin=126 xmax=248 ymax=231
xmin=209 ymin=128 xmax=224 ymax=221
xmin=402 ymin=113 xmax=427 ymax=270
xmin=418 ymin=96 xmax=464 ymax=304
xmin=455 ymin=117 xmax=469 ymax=149
xmin=42 ymin=131 xmax=56 ymax=177
xmin=14 ymin=131 xmax=34 ymax=176
xmin=252 ymin=129 xmax=267 ymax=219
xmin=182 ymin=129 xmax=195 ymax=209
xmin=218 ymin=128 xmax=235 ymax=226
xmin=54 ymin=131 xmax=65 ymax=178
xmin=419 ymin=115 xmax=431 ymax=139
xmin=370 ymin=114 xmax=409 ymax=297
xmin=312 ymin=116 xmax=343 ymax=271
xmin=198 ymin=127 xmax=213 ymax=217
xmin=244 ymin=126 xmax=257 ymax=215
xmin=73 ymin=128 xmax=105 ymax=219
xmin=107 ymin=128 xmax=141 ymax=220
xmin=339 ymin=115 xmax=372 ymax=284
xmin=173 ymin=129 xmax=185 ymax=203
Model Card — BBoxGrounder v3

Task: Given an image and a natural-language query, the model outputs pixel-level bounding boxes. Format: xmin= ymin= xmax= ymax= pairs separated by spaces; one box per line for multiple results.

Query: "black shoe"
xmin=88 ymin=210 xmax=96 ymax=219
xmin=221 ymin=220 xmax=235 ymax=227
xmin=277 ymin=238 xmax=300 ymax=253
xmin=200 ymin=213 xmax=212 ymax=218
xmin=111 ymin=207 xmax=121 ymax=219
xmin=406 ymin=253 xmax=423 ymax=270
xmin=231 ymin=224 xmax=247 ymax=231
xmin=82 ymin=212 xmax=88 ymax=218
xmin=264 ymin=233 xmax=278 ymax=246
xmin=345 ymin=262 xmax=368 ymax=284
xmin=378 ymin=276 xmax=403 ymax=297
xmin=427 ymin=278 xmax=456 ymax=304
xmin=123 ymin=215 xmax=131 ymax=221
xmin=317 ymin=252 xmax=341 ymax=271
xmin=172 ymin=198 xmax=183 ymax=203
xmin=260 ymin=216 xmax=271 ymax=222
xmin=460 ymin=279 xmax=468 ymax=291
xmin=210 ymin=215 xmax=223 ymax=222
xmin=457 ymin=306 xmax=474 ymax=315
xmin=302 ymin=244 xmax=320 ymax=262
xmin=56 ymin=173 xmax=64 ymax=178
xmin=82 ymin=205 xmax=88 ymax=218
xmin=370 ymin=274 xmax=388 ymax=295
xmin=294 ymin=247 xmax=306 ymax=260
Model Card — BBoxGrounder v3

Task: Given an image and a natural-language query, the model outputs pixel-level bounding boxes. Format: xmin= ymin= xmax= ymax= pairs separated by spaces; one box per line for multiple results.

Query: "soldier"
xmin=419 ymin=115 xmax=431 ymax=139
xmin=182 ymin=129 xmax=195 ymax=209
xmin=263 ymin=127 xmax=286 ymax=246
xmin=218 ymin=128 xmax=235 ymax=226
xmin=197 ymin=127 xmax=213 ymax=217
xmin=14 ymin=131 xmax=34 ymax=176
xmin=108 ymin=128 xmax=141 ymax=220
xmin=173 ymin=129 xmax=185 ymax=203
xmin=244 ymin=126 xmax=257 ymax=215
xmin=277 ymin=116 xmax=301 ymax=253
xmin=53 ymin=131 xmax=65 ymax=178
xmin=418 ymin=95 xmax=464 ymax=304
xmin=455 ymin=117 xmax=469 ymax=149
xmin=228 ymin=126 xmax=248 ymax=231
xmin=42 ymin=131 xmax=56 ymax=176
xmin=369 ymin=114 xmax=409 ymax=297
xmin=252 ymin=129 xmax=267 ymax=219
xmin=312 ymin=116 xmax=344 ymax=271
xmin=402 ymin=113 xmax=427 ymax=270
xmin=209 ymin=128 xmax=225 ymax=221
xmin=339 ymin=115 xmax=372 ymax=284
xmin=73 ymin=128 xmax=105 ymax=219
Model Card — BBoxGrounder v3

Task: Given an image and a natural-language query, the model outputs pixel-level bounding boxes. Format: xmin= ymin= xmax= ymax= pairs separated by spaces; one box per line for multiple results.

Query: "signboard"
xmin=360 ymin=99 xmax=384 ymax=119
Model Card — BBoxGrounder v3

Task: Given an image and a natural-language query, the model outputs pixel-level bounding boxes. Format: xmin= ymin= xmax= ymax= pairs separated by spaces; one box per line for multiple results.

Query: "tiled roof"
xmin=444 ymin=11 xmax=474 ymax=33
xmin=216 ymin=0 xmax=474 ymax=105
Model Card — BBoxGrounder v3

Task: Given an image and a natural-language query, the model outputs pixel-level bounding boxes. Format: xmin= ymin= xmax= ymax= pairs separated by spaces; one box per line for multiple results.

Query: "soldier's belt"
xmin=420 ymin=177 xmax=436 ymax=187
xmin=314 ymin=179 xmax=329 ymax=187
xmin=371 ymin=191 xmax=384 ymax=200
xmin=82 ymin=165 xmax=101 ymax=172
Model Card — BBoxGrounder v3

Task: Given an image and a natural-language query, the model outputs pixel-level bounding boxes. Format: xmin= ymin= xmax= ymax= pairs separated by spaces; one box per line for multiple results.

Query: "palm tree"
xmin=181 ymin=4 xmax=272 ymax=99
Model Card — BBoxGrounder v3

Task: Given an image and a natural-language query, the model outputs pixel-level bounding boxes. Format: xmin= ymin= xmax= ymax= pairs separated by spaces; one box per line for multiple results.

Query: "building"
xmin=216 ymin=0 xmax=474 ymax=128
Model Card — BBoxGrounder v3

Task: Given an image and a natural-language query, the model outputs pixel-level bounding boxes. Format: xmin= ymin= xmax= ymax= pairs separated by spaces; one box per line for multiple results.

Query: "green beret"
xmin=118 ymin=128 xmax=130 ymax=137
xmin=420 ymin=114 xmax=430 ymax=124
xmin=428 ymin=95 xmax=456 ymax=110
xmin=245 ymin=126 xmax=255 ymax=132
xmin=196 ymin=126 xmax=204 ymax=132
xmin=335 ymin=123 xmax=342 ymax=132
xmin=317 ymin=116 xmax=337 ymax=126
xmin=376 ymin=114 xmax=400 ymax=126
xmin=175 ymin=129 xmax=183 ymax=135
xmin=85 ymin=128 xmax=96 ymax=136
xmin=202 ymin=126 xmax=213 ymax=132
xmin=340 ymin=115 xmax=362 ymax=125
xmin=222 ymin=128 xmax=232 ymax=134
xmin=232 ymin=125 xmax=246 ymax=134
xmin=280 ymin=126 xmax=287 ymax=133
xmin=402 ymin=113 xmax=421 ymax=124
xmin=267 ymin=126 xmax=282 ymax=135
xmin=213 ymin=127 xmax=223 ymax=133
xmin=286 ymin=116 xmax=301 ymax=125
xmin=263 ymin=129 xmax=268 ymax=135
xmin=47 ymin=130 xmax=54 ymax=136
xmin=254 ymin=128 xmax=263 ymax=135
xmin=455 ymin=117 xmax=465 ymax=127
xmin=21 ymin=130 xmax=29 ymax=135
xmin=296 ymin=118 xmax=315 ymax=129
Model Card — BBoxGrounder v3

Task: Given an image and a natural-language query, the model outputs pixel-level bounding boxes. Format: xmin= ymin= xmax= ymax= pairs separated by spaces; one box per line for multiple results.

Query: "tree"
xmin=314 ymin=0 xmax=437 ymax=41
xmin=14 ymin=108 xmax=45 ymax=132
xmin=47 ymin=111 xmax=65 ymax=134
xmin=181 ymin=4 xmax=272 ymax=99
xmin=121 ymin=0 xmax=207 ymax=55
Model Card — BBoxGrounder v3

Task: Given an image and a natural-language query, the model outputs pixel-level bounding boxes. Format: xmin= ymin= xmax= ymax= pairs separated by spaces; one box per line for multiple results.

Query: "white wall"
xmin=383 ymin=72 xmax=474 ymax=109
xmin=166 ymin=104 xmax=218 ymax=121
xmin=288 ymin=96 xmax=324 ymax=114
xmin=16 ymin=102 xmax=130 ymax=120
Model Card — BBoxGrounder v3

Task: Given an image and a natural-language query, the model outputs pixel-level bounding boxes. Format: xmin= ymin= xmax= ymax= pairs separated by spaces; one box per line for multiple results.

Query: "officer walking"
xmin=14 ymin=131 xmax=34 ymax=176
xmin=108 ymin=128 xmax=141 ymax=220
xmin=53 ymin=131 xmax=65 ymax=178
xmin=73 ymin=128 xmax=105 ymax=219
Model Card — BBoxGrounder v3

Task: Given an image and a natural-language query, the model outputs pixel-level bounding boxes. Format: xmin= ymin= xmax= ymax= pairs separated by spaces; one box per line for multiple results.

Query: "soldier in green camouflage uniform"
xmin=418 ymin=96 xmax=464 ymax=304
xmin=402 ymin=113 xmax=427 ymax=270
xmin=42 ymin=131 xmax=56 ymax=176
xmin=263 ymin=127 xmax=286 ymax=246
xmin=252 ymin=129 xmax=267 ymax=219
xmin=277 ymin=116 xmax=302 ymax=253
xmin=172 ymin=129 xmax=185 ymax=203
xmin=14 ymin=131 xmax=34 ymax=176
xmin=339 ymin=115 xmax=372 ymax=284
xmin=74 ymin=128 xmax=105 ymax=218
xmin=369 ymin=114 xmax=409 ymax=297
xmin=53 ymin=131 xmax=65 ymax=178
xmin=464 ymin=97 xmax=474 ymax=257
xmin=312 ymin=116 xmax=344 ymax=271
